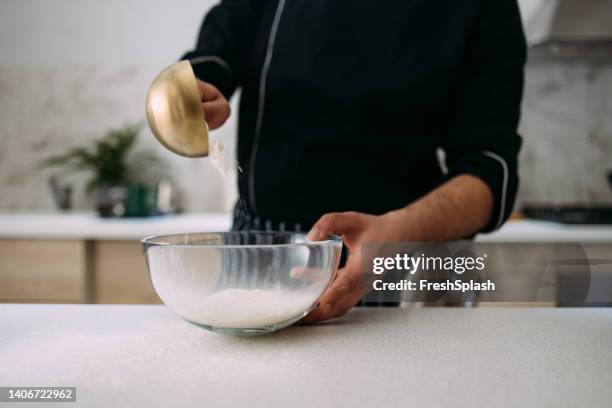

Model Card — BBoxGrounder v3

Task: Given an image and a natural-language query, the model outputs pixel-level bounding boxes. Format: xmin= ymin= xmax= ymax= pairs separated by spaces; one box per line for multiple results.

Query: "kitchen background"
xmin=0 ymin=0 xmax=238 ymax=214
xmin=1 ymin=0 xmax=611 ymax=214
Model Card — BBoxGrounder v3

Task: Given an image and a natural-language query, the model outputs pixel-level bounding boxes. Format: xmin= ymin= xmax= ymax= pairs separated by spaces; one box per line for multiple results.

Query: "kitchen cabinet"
xmin=0 ymin=239 xmax=157 ymax=304
xmin=91 ymin=240 xmax=159 ymax=304
xmin=0 ymin=213 xmax=611 ymax=304
xmin=0 ymin=239 xmax=86 ymax=303
xmin=0 ymin=213 xmax=231 ymax=304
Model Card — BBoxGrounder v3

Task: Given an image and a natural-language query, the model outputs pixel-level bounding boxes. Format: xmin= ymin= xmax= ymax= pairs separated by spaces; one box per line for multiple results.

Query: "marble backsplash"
xmin=0 ymin=64 xmax=238 ymax=213
xmin=0 ymin=60 xmax=611 ymax=213
xmin=518 ymin=60 xmax=612 ymax=206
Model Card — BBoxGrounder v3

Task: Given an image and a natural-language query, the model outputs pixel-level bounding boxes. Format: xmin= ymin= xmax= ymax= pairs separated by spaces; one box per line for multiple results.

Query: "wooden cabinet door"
xmin=92 ymin=240 xmax=161 ymax=304
xmin=0 ymin=239 xmax=86 ymax=303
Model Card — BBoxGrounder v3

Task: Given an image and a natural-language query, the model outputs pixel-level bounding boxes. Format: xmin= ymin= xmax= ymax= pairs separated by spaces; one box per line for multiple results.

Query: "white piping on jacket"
xmin=189 ymin=55 xmax=233 ymax=77
xmin=248 ymin=0 xmax=287 ymax=212
xmin=483 ymin=150 xmax=509 ymax=229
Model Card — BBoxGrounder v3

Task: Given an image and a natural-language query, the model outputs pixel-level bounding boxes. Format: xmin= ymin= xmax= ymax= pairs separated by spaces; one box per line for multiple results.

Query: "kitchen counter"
xmin=1 ymin=212 xmax=612 ymax=242
xmin=1 ymin=305 xmax=611 ymax=407
xmin=0 ymin=212 xmax=231 ymax=240
xmin=477 ymin=219 xmax=612 ymax=242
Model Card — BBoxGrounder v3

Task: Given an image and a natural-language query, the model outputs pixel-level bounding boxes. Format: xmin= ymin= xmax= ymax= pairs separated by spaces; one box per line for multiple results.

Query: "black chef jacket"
xmin=183 ymin=0 xmax=526 ymax=233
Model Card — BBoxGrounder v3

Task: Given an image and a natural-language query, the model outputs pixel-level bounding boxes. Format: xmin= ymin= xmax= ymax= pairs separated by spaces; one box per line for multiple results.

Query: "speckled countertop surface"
xmin=1 ymin=305 xmax=611 ymax=407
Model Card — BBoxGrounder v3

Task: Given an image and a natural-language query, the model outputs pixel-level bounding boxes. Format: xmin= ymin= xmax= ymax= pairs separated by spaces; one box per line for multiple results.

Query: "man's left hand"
xmin=302 ymin=211 xmax=405 ymax=323
xmin=302 ymin=174 xmax=495 ymax=323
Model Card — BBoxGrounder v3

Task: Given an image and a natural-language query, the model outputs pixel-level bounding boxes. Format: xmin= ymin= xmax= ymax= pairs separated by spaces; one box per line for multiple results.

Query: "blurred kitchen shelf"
xmin=529 ymin=41 xmax=612 ymax=62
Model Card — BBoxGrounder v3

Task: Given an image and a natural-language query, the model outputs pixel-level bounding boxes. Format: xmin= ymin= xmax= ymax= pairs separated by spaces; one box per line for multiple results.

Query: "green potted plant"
xmin=42 ymin=123 xmax=167 ymax=217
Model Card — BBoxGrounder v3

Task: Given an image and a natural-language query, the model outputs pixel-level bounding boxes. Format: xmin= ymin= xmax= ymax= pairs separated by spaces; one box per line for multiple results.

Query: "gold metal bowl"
xmin=145 ymin=61 xmax=209 ymax=157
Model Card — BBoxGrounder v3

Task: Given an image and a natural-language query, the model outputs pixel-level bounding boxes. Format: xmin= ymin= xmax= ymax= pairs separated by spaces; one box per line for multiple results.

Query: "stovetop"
xmin=523 ymin=206 xmax=612 ymax=224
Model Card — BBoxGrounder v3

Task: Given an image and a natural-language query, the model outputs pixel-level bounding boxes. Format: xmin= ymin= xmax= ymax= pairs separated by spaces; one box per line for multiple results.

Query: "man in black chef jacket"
xmin=182 ymin=0 xmax=526 ymax=322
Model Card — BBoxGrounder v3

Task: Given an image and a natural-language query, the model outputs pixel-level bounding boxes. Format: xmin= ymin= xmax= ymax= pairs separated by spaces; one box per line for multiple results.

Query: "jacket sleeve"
xmin=441 ymin=0 xmax=527 ymax=233
xmin=182 ymin=0 xmax=265 ymax=99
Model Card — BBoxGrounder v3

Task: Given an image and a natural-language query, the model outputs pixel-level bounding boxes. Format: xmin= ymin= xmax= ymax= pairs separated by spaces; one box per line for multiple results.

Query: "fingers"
xmin=326 ymin=289 xmax=363 ymax=320
xmin=289 ymin=266 xmax=326 ymax=283
xmin=319 ymin=269 xmax=360 ymax=311
xmin=308 ymin=211 xmax=362 ymax=241
xmin=302 ymin=261 xmax=363 ymax=323
xmin=196 ymin=80 xmax=221 ymax=102
xmin=202 ymin=98 xmax=230 ymax=130
xmin=302 ymin=285 xmax=361 ymax=323
xmin=196 ymin=80 xmax=231 ymax=130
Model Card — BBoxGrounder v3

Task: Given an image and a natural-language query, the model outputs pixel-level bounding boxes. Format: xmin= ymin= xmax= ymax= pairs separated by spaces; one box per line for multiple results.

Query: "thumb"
xmin=308 ymin=212 xmax=361 ymax=241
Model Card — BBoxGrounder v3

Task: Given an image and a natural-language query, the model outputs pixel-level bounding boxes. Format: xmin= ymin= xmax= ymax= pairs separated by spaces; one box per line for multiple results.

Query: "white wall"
xmin=0 ymin=0 xmax=238 ymax=213
xmin=0 ymin=0 xmax=211 ymax=65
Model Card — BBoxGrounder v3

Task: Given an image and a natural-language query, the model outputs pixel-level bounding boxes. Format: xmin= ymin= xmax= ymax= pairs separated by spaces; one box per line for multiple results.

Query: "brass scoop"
xmin=145 ymin=61 xmax=209 ymax=157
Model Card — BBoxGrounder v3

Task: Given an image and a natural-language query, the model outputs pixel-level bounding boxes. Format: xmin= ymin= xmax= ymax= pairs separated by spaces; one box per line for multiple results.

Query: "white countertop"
xmin=1 ymin=305 xmax=611 ymax=407
xmin=0 ymin=212 xmax=612 ymax=242
xmin=477 ymin=219 xmax=612 ymax=242
xmin=0 ymin=212 xmax=231 ymax=240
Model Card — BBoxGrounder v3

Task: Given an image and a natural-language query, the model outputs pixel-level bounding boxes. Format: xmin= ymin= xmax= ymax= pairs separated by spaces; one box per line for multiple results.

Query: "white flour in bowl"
xmin=182 ymin=288 xmax=317 ymax=328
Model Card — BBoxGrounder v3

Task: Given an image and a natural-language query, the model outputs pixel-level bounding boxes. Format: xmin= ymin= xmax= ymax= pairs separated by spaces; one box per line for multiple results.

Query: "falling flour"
xmin=209 ymin=140 xmax=241 ymax=177
xmin=180 ymin=288 xmax=316 ymax=328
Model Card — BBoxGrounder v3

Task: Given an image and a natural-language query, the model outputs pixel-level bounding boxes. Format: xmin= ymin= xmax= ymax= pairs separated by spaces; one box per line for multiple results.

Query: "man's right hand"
xmin=196 ymin=80 xmax=231 ymax=130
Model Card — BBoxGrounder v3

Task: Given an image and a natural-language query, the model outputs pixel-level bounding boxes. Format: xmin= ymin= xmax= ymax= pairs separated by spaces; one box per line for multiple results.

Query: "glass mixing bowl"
xmin=142 ymin=231 xmax=342 ymax=335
